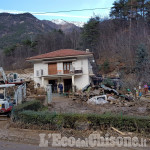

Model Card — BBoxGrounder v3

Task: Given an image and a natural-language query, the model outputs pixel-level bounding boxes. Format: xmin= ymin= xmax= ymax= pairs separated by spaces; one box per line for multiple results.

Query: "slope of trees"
xmin=0 ymin=29 xmax=80 ymax=70
xmin=81 ymin=16 xmax=100 ymax=53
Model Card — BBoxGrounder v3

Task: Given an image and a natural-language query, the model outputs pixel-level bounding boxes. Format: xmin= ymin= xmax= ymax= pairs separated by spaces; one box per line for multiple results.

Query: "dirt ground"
xmin=49 ymin=95 xmax=150 ymax=117
xmin=0 ymin=118 xmax=149 ymax=150
xmin=0 ymin=95 xmax=150 ymax=149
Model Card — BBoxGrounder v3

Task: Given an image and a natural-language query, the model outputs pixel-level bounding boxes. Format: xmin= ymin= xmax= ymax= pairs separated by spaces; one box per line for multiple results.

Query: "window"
xmin=67 ymin=63 xmax=69 ymax=70
xmin=64 ymin=64 xmax=66 ymax=70
xmin=41 ymin=69 xmax=44 ymax=76
xmin=70 ymin=63 xmax=73 ymax=71
xmin=36 ymin=70 xmax=39 ymax=76
xmin=63 ymin=62 xmax=72 ymax=74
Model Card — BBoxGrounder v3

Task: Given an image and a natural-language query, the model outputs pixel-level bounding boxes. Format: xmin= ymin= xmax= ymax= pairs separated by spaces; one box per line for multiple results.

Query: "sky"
xmin=0 ymin=0 xmax=115 ymax=22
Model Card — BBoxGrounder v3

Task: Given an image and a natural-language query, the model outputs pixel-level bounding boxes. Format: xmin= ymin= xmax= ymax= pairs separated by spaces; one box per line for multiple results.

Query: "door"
xmin=64 ymin=79 xmax=72 ymax=92
xmin=48 ymin=63 xmax=57 ymax=75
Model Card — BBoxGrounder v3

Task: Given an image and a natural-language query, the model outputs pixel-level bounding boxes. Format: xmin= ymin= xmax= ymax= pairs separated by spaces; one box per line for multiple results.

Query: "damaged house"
xmin=27 ymin=49 xmax=94 ymax=92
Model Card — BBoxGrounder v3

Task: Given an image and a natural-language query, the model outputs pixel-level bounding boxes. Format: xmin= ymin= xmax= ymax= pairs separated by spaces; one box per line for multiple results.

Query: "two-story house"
xmin=27 ymin=49 xmax=94 ymax=92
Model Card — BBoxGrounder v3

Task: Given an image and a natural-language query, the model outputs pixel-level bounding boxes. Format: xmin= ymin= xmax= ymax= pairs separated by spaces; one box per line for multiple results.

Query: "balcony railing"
xmin=57 ymin=67 xmax=83 ymax=75
xmin=74 ymin=69 xmax=83 ymax=74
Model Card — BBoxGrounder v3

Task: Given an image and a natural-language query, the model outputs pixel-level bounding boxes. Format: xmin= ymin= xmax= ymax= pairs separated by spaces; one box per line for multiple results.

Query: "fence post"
xmin=18 ymin=85 xmax=22 ymax=104
xmin=23 ymin=83 xmax=26 ymax=99
xmin=47 ymin=84 xmax=52 ymax=104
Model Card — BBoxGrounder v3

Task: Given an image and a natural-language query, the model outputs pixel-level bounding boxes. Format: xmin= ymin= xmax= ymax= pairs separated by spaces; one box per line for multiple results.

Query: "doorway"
xmin=64 ymin=79 xmax=72 ymax=92
xmin=49 ymin=80 xmax=57 ymax=93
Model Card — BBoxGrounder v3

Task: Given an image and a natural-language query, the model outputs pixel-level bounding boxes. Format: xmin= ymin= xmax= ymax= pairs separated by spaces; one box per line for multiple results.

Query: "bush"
xmin=12 ymin=100 xmax=42 ymax=120
xmin=17 ymin=111 xmax=150 ymax=134
xmin=102 ymin=60 xmax=110 ymax=73
xmin=12 ymin=101 xmax=150 ymax=134
xmin=87 ymin=114 xmax=150 ymax=132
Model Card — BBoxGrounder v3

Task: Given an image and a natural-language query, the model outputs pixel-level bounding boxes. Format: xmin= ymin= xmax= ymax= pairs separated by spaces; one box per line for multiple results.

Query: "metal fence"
xmin=14 ymin=83 xmax=26 ymax=105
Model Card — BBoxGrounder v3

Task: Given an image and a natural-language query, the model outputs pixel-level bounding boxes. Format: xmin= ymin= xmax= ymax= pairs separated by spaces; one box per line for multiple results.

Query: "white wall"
xmin=73 ymin=58 xmax=90 ymax=90
xmin=34 ymin=62 xmax=48 ymax=87
xmin=74 ymin=75 xmax=90 ymax=90
xmin=73 ymin=58 xmax=89 ymax=74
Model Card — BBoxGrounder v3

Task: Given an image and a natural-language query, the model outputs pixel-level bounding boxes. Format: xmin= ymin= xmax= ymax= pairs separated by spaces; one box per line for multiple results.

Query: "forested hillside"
xmin=1 ymin=0 xmax=150 ymax=84
xmin=0 ymin=13 xmax=81 ymax=69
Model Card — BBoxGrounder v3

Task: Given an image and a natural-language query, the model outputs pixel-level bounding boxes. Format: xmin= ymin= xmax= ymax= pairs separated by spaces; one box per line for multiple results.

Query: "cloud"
xmin=0 ymin=9 xmax=90 ymax=19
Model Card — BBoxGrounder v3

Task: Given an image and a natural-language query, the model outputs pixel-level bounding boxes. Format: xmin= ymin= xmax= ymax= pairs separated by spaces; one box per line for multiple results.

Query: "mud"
xmin=49 ymin=96 xmax=150 ymax=116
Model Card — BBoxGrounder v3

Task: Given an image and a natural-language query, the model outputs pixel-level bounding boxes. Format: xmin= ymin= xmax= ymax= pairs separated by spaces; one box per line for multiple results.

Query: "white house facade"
xmin=27 ymin=49 xmax=94 ymax=93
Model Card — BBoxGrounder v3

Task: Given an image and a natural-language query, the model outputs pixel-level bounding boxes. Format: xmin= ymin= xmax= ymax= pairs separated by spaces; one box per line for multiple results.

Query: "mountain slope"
xmin=0 ymin=13 xmax=55 ymax=49
xmin=0 ymin=13 xmax=81 ymax=49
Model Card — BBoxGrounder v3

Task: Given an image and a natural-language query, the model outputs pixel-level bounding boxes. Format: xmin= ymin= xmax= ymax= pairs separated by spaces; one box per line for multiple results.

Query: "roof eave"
xmin=26 ymin=53 xmax=93 ymax=62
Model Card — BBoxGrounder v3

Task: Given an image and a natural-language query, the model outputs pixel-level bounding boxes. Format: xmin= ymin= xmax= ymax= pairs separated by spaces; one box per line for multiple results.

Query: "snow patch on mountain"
xmin=51 ymin=19 xmax=85 ymax=27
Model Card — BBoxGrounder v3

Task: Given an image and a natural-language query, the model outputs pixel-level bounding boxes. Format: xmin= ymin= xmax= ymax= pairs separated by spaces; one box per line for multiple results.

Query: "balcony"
xmin=57 ymin=67 xmax=83 ymax=75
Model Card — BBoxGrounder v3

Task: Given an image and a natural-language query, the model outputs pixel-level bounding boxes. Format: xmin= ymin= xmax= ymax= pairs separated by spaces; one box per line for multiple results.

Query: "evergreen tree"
xmin=110 ymin=0 xmax=129 ymax=20
xmin=81 ymin=16 xmax=100 ymax=52
xmin=110 ymin=0 xmax=150 ymax=21
xmin=135 ymin=44 xmax=150 ymax=81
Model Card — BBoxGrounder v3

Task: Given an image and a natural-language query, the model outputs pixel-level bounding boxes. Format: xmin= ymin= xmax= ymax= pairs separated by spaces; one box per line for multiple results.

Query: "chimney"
xmin=86 ymin=49 xmax=89 ymax=53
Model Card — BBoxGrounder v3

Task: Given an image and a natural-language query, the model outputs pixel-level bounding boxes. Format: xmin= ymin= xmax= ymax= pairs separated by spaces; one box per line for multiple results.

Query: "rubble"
xmin=101 ymin=84 xmax=119 ymax=95
xmin=73 ymin=83 xmax=139 ymax=107
xmin=108 ymin=96 xmax=115 ymax=100
xmin=74 ymin=84 xmax=119 ymax=102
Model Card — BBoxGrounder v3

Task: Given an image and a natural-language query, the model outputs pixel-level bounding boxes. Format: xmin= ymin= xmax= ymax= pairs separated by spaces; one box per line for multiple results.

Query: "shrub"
xmin=102 ymin=60 xmax=110 ymax=73
xmin=62 ymin=113 xmax=87 ymax=128
xmin=19 ymin=110 xmax=56 ymax=124
xmin=11 ymin=101 xmax=150 ymax=134
xmin=16 ymin=110 xmax=150 ymax=134
xmin=12 ymin=100 xmax=42 ymax=120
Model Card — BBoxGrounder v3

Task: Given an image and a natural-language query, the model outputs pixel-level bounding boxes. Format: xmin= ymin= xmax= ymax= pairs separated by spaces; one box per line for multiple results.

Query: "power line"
xmin=33 ymin=7 xmax=111 ymax=14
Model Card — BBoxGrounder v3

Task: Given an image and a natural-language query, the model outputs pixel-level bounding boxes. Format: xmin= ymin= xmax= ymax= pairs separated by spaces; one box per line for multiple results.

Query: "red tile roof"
xmin=27 ymin=49 xmax=92 ymax=60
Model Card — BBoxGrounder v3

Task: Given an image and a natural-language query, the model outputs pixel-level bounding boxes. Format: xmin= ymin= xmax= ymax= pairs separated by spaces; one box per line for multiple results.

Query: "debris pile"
xmin=26 ymin=81 xmax=35 ymax=96
xmin=73 ymin=84 xmax=135 ymax=105
xmin=26 ymin=81 xmax=46 ymax=102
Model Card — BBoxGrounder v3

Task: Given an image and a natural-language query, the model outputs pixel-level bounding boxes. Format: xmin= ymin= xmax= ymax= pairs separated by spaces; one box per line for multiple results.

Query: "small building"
xmin=27 ymin=49 xmax=94 ymax=92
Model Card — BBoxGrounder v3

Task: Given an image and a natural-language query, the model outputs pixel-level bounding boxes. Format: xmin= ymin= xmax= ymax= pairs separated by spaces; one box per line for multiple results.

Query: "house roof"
xmin=27 ymin=49 xmax=93 ymax=60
